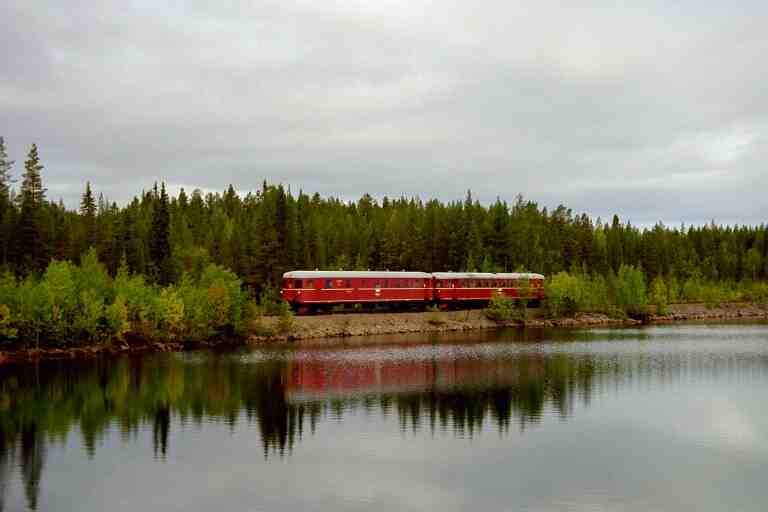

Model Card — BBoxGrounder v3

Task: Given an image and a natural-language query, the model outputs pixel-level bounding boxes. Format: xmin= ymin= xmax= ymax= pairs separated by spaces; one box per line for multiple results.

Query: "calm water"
xmin=2 ymin=323 xmax=768 ymax=511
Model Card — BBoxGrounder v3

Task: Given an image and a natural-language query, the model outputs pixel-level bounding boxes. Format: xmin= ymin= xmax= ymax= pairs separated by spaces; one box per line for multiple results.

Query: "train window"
xmin=325 ymin=279 xmax=333 ymax=288
xmin=374 ymin=280 xmax=380 ymax=288
xmin=383 ymin=280 xmax=389 ymax=288
xmin=292 ymin=280 xmax=300 ymax=288
xmin=345 ymin=279 xmax=351 ymax=288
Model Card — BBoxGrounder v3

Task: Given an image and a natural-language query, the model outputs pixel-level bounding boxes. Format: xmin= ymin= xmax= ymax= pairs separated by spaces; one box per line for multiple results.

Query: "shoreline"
xmin=2 ymin=302 xmax=766 ymax=365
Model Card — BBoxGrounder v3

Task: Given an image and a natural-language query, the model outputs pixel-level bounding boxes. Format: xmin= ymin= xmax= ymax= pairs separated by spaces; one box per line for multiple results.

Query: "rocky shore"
xmin=2 ymin=302 xmax=766 ymax=364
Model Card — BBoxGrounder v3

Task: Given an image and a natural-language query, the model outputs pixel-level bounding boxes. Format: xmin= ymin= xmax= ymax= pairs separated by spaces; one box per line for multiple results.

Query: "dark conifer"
xmin=0 ymin=136 xmax=13 ymax=198
xmin=150 ymin=182 xmax=172 ymax=284
xmin=18 ymin=144 xmax=47 ymax=272
xmin=80 ymin=181 xmax=97 ymax=249
xmin=0 ymin=136 xmax=15 ymax=265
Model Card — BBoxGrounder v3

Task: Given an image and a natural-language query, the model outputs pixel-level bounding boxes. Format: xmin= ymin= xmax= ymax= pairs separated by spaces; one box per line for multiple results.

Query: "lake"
xmin=2 ymin=323 xmax=768 ymax=511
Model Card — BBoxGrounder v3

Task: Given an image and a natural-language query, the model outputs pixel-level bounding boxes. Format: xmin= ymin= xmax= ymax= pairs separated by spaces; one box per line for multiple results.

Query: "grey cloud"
xmin=1 ymin=1 xmax=767 ymax=226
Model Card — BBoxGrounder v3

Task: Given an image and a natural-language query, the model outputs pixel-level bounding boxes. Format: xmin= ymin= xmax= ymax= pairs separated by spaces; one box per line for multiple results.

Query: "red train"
xmin=280 ymin=270 xmax=545 ymax=314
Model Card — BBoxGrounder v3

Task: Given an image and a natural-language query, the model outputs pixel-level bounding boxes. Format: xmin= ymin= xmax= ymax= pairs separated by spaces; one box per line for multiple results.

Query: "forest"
xmin=1 ymin=138 xmax=767 ymax=346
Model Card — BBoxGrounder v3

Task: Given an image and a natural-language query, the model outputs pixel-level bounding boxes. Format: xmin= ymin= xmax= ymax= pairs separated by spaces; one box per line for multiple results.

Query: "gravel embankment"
xmin=251 ymin=302 xmax=768 ymax=343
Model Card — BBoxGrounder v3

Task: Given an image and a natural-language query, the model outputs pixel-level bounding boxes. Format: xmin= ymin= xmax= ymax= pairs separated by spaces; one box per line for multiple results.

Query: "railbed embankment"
xmin=249 ymin=301 xmax=768 ymax=343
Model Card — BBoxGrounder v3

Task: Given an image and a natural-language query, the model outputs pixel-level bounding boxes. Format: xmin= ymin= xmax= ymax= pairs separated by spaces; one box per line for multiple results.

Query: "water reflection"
xmin=2 ymin=324 xmax=768 ymax=510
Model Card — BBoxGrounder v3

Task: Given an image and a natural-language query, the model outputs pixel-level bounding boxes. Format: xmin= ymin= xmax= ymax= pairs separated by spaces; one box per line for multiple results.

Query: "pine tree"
xmin=80 ymin=181 xmax=97 ymax=250
xmin=150 ymin=182 xmax=172 ymax=284
xmin=18 ymin=144 xmax=47 ymax=272
xmin=0 ymin=136 xmax=13 ymax=198
xmin=0 ymin=136 xmax=15 ymax=265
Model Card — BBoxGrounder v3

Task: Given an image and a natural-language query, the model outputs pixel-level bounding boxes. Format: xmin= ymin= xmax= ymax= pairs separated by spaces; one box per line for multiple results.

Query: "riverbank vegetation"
xmin=540 ymin=267 xmax=768 ymax=319
xmin=1 ymin=138 xmax=768 ymax=345
xmin=0 ymin=249 xmax=268 ymax=349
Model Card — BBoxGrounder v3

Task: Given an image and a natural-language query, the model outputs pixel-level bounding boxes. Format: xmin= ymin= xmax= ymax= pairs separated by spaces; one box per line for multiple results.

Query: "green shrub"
xmin=199 ymin=264 xmax=245 ymax=333
xmin=484 ymin=295 xmax=517 ymax=321
xmin=76 ymin=248 xmax=112 ymax=304
xmin=0 ymin=272 xmax=16 ymax=310
xmin=682 ymin=275 xmax=703 ymax=302
xmin=614 ymin=265 xmax=647 ymax=316
xmin=649 ymin=276 xmax=669 ymax=315
xmin=276 ymin=306 xmax=294 ymax=335
xmin=155 ymin=288 xmax=185 ymax=339
xmin=16 ymin=276 xmax=52 ymax=348
xmin=741 ymin=281 xmax=768 ymax=304
xmin=701 ymin=285 xmax=724 ymax=309
xmin=545 ymin=272 xmax=583 ymax=317
xmin=666 ymin=275 xmax=681 ymax=304
xmin=105 ymin=296 xmax=130 ymax=341
xmin=0 ymin=304 xmax=17 ymax=341
xmin=42 ymin=260 xmax=78 ymax=341
xmin=113 ymin=265 xmax=155 ymax=324
xmin=75 ymin=289 xmax=105 ymax=343
xmin=259 ymin=284 xmax=286 ymax=317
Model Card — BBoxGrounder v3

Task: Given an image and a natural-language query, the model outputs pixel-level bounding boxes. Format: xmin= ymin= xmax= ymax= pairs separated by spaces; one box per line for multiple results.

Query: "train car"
xmin=281 ymin=270 xmax=433 ymax=313
xmin=495 ymin=272 xmax=546 ymax=305
xmin=433 ymin=271 xmax=545 ymax=307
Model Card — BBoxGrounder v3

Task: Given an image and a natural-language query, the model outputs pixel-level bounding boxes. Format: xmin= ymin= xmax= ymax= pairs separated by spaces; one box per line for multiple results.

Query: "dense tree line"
xmin=1 ymin=138 xmax=766 ymax=292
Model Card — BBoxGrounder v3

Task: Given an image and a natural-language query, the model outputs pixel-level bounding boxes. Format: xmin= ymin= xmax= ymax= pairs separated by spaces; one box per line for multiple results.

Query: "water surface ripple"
xmin=1 ymin=323 xmax=767 ymax=511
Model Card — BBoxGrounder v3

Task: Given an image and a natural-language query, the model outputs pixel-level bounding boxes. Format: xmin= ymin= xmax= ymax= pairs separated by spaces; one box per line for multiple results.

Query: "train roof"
xmin=432 ymin=272 xmax=545 ymax=280
xmin=283 ymin=270 xmax=432 ymax=279
xmin=431 ymin=272 xmax=496 ymax=279
xmin=495 ymin=272 xmax=545 ymax=280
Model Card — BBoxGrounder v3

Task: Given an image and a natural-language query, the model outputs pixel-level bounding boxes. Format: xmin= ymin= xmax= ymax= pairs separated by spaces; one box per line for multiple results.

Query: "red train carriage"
xmin=281 ymin=270 xmax=433 ymax=313
xmin=433 ymin=272 xmax=545 ymax=307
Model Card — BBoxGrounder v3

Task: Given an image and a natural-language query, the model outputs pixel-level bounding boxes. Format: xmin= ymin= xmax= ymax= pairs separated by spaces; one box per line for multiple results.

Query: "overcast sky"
xmin=2 ymin=1 xmax=766 ymax=226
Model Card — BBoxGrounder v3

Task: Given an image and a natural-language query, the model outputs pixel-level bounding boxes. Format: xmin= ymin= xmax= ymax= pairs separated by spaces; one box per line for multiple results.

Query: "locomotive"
xmin=280 ymin=270 xmax=545 ymax=314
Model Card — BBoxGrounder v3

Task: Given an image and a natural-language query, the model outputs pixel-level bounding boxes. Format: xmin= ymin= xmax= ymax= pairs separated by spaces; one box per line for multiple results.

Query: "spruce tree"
xmin=0 ymin=136 xmax=15 ymax=265
xmin=18 ymin=144 xmax=47 ymax=272
xmin=0 ymin=136 xmax=13 ymax=198
xmin=150 ymin=182 xmax=172 ymax=284
xmin=80 ymin=181 xmax=97 ymax=250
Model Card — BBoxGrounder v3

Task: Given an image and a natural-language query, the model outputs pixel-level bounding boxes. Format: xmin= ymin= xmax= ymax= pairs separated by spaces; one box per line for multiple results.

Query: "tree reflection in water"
xmin=0 ymin=338 xmax=723 ymax=510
